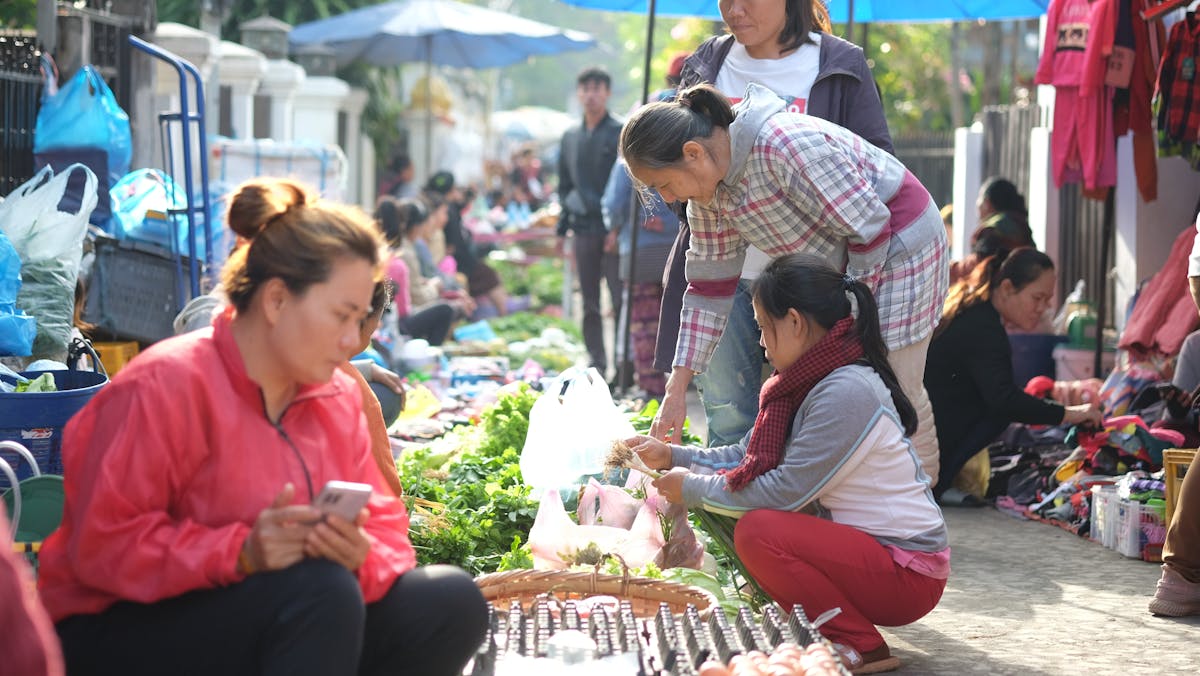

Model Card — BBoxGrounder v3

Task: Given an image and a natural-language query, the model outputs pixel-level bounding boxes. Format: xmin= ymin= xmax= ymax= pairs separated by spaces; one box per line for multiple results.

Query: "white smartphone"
xmin=312 ymin=480 xmax=373 ymax=522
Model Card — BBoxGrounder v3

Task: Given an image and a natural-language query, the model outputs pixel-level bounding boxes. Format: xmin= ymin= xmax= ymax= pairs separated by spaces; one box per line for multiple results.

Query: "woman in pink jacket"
xmin=38 ymin=179 xmax=486 ymax=676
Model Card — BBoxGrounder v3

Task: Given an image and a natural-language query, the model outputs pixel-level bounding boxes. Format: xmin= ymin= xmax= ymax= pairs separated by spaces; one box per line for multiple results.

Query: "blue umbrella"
xmin=292 ymin=0 xmax=596 ymax=181
xmin=290 ymin=0 xmax=597 ymax=69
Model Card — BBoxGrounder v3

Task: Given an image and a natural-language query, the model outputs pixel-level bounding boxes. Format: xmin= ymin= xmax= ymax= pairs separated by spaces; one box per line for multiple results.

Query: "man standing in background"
xmin=557 ymin=67 xmax=623 ymax=379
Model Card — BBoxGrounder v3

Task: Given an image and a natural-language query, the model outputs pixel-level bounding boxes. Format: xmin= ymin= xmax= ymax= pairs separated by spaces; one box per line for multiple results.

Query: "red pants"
xmin=734 ymin=511 xmax=946 ymax=653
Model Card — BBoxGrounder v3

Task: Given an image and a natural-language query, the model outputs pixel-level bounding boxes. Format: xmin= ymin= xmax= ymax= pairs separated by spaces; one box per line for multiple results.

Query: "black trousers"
xmin=57 ymin=560 xmax=487 ymax=676
xmin=574 ymin=231 xmax=621 ymax=373
xmin=935 ymin=416 xmax=1009 ymax=499
xmin=399 ymin=303 xmax=455 ymax=346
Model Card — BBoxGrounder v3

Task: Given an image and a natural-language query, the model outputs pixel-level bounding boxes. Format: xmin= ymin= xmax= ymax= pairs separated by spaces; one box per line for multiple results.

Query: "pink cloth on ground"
xmin=1119 ymin=226 xmax=1200 ymax=357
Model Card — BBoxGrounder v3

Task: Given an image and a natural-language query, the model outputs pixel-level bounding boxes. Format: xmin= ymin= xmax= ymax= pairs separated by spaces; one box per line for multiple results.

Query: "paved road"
xmin=884 ymin=507 xmax=1199 ymax=675
xmin=680 ymin=389 xmax=1199 ymax=675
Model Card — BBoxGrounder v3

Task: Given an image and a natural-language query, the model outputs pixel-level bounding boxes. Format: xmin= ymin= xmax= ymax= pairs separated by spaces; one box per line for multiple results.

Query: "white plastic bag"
xmin=0 ymin=164 xmax=97 ymax=358
xmin=529 ymin=488 xmax=640 ymax=570
xmin=519 ymin=366 xmax=635 ymax=494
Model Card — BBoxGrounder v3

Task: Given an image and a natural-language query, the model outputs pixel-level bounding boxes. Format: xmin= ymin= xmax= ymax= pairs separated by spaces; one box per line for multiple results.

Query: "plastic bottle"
xmin=1053 ymin=279 xmax=1088 ymax=335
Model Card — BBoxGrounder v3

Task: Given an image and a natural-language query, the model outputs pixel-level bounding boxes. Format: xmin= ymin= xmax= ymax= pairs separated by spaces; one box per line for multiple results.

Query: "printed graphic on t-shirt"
xmin=728 ymin=95 xmax=808 ymax=114
xmin=1056 ymin=22 xmax=1088 ymax=52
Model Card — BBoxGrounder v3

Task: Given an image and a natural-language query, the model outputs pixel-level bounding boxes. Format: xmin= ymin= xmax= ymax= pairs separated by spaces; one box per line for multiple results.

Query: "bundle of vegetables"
xmin=486 ymin=311 xmax=581 ymax=343
xmin=398 ymin=384 xmax=541 ymax=575
xmin=627 ymin=399 xmax=768 ymax=607
xmin=490 ymin=257 xmax=565 ymax=308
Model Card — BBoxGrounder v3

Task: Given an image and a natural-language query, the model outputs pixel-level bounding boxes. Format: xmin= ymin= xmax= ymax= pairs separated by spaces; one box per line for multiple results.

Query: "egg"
xmin=698 ymin=661 xmax=733 ymax=676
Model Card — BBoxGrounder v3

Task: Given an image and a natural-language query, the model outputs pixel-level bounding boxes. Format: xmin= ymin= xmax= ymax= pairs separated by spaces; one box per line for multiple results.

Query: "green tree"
xmin=1 ymin=0 xmax=37 ymax=28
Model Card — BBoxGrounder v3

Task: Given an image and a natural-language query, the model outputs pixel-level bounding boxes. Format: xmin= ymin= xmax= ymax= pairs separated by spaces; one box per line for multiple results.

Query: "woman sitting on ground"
xmin=627 ymin=253 xmax=948 ymax=675
xmin=376 ymin=197 xmax=465 ymax=345
xmin=925 ymin=248 xmax=1102 ymax=502
xmin=949 ymin=177 xmax=1036 ymax=286
xmin=38 ymin=178 xmax=487 ymax=676
xmin=397 ymin=197 xmax=476 ymax=320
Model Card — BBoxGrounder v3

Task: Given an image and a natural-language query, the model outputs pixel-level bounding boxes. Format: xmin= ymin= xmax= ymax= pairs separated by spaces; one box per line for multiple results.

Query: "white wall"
xmin=1113 ymin=141 xmax=1200 ymax=330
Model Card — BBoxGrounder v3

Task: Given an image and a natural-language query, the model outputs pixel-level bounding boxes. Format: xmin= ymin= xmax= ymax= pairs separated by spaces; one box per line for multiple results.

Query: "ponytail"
xmin=844 ymin=277 xmax=917 ymax=436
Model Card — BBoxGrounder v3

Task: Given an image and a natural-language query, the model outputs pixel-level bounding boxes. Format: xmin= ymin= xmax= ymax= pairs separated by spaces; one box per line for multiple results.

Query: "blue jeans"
xmin=695 ymin=279 xmax=763 ymax=447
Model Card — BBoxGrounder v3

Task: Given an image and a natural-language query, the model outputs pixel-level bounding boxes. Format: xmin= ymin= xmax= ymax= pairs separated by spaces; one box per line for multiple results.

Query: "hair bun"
xmin=226 ymin=179 xmax=311 ymax=241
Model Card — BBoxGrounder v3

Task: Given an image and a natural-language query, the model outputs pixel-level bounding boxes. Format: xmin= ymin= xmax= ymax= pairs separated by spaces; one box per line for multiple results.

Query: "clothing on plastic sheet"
xmin=1155 ymin=11 xmax=1200 ymax=167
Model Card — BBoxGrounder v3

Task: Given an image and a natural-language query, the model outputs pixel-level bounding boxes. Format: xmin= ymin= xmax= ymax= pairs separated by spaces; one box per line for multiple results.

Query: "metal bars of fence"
xmin=893 ymin=131 xmax=955 ymax=209
xmin=0 ymin=32 xmax=42 ymax=198
xmin=979 ymin=104 xmax=1044 ymax=201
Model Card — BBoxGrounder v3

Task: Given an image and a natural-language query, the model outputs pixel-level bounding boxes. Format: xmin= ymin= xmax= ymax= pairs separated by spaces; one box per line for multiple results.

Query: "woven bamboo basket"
xmin=475 ymin=565 xmax=718 ymax=619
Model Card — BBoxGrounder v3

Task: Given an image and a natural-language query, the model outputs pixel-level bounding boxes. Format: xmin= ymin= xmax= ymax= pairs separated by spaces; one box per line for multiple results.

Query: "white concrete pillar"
xmin=1113 ymin=142 xmax=1200 ymax=331
xmin=258 ymin=59 xmax=306 ymax=142
xmin=217 ymin=41 xmax=267 ymax=140
xmin=952 ymin=124 xmax=984 ymax=260
xmin=340 ymin=87 xmax=369 ymax=207
xmin=1028 ymin=127 xmax=1059 ymax=269
xmin=360 ymin=137 xmax=377 ymax=212
xmin=293 ymin=76 xmax=351 ymax=148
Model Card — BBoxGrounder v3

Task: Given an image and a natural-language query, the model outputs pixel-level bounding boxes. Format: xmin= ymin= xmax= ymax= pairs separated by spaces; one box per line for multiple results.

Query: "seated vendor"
xmin=38 ymin=178 xmax=487 ymax=676
xmin=925 ymin=248 xmax=1102 ymax=502
xmin=627 ymin=253 xmax=947 ymax=675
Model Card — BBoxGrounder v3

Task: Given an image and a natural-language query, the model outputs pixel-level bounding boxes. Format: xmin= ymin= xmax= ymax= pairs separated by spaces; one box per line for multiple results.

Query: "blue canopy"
xmin=290 ymin=0 xmax=596 ymax=69
xmin=556 ymin=0 xmax=1049 ymax=22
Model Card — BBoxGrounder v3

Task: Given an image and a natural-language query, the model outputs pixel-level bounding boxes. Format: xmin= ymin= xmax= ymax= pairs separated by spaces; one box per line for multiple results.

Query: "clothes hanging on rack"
xmin=1038 ymin=0 xmax=1119 ymax=194
xmin=1155 ymin=10 xmax=1200 ymax=168
xmin=1084 ymin=0 xmax=1167 ymax=201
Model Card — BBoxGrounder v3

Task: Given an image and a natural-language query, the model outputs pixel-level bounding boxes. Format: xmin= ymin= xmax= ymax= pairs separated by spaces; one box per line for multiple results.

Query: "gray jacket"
xmin=673 ymin=365 xmax=947 ymax=554
xmin=556 ymin=112 xmax=622 ymax=236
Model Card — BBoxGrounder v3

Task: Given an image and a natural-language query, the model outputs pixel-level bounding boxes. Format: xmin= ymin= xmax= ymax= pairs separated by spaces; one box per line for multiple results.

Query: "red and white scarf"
xmin=724 ymin=316 xmax=863 ymax=491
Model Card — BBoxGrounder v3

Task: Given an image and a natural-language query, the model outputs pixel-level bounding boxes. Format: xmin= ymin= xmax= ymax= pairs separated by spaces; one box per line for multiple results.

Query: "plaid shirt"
xmin=677 ymin=112 xmax=948 ymax=373
xmin=1155 ymin=15 xmax=1200 ymax=163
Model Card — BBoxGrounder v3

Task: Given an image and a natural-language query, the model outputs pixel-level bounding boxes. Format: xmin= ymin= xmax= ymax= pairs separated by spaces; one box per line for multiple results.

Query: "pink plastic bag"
xmin=577 ymin=478 xmax=641 ymax=529
xmin=528 ymin=489 xmax=640 ymax=570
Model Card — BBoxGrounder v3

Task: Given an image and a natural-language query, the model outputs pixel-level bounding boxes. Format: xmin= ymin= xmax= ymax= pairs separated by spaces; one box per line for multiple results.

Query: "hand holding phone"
xmin=312 ymin=480 xmax=373 ymax=523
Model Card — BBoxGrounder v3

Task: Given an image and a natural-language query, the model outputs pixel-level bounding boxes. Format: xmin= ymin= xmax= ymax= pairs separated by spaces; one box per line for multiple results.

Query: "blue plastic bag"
xmin=0 ymin=230 xmax=36 ymax=356
xmin=109 ymin=169 xmax=207 ymax=260
xmin=34 ymin=66 xmax=132 ymax=185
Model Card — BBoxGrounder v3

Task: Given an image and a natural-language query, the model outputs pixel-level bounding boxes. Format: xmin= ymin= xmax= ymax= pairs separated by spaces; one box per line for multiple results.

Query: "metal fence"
xmin=978 ymin=104 xmax=1044 ymax=201
xmin=976 ymin=103 xmax=1111 ymax=316
xmin=0 ymin=31 xmax=42 ymax=198
xmin=893 ymin=131 xmax=954 ymax=209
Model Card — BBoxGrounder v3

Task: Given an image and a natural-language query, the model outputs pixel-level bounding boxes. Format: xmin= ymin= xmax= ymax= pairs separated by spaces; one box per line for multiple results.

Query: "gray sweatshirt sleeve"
xmin=669 ymin=427 xmax=753 ymax=473
xmin=678 ymin=368 xmax=889 ymax=515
